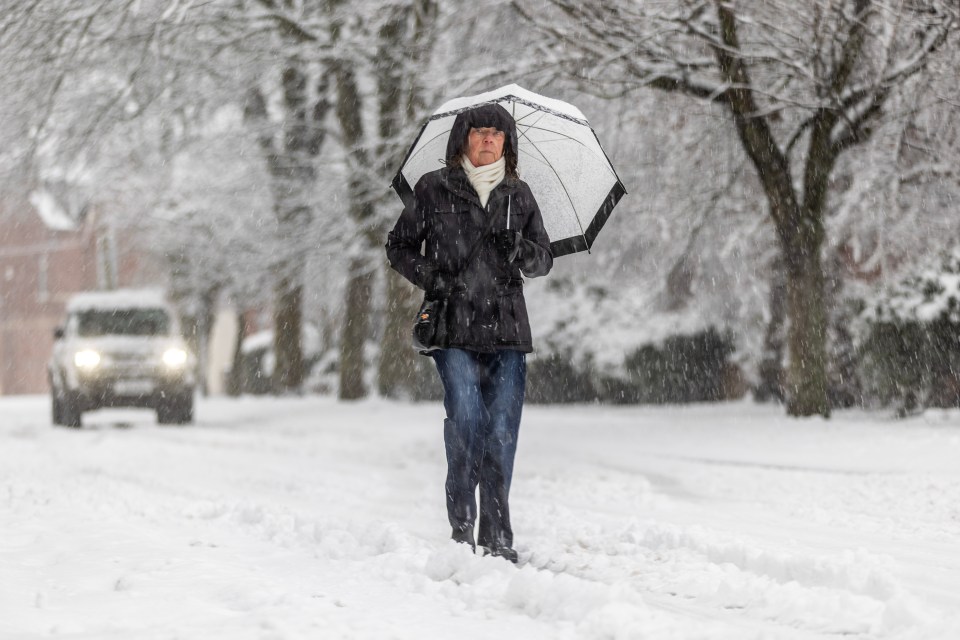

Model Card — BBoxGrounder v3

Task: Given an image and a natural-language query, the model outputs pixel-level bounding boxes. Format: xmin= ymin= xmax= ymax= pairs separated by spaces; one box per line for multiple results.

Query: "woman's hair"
xmin=448 ymin=136 xmax=519 ymax=180
xmin=444 ymin=104 xmax=520 ymax=179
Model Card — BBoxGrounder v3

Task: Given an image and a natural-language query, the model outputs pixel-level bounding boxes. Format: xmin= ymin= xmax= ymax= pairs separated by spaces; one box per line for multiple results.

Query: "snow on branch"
xmin=253 ymin=0 xmax=321 ymax=43
xmin=878 ymin=9 xmax=957 ymax=86
xmin=829 ymin=4 xmax=956 ymax=152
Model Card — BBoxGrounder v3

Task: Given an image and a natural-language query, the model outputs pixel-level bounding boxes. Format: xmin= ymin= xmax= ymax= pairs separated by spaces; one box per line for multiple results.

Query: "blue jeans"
xmin=432 ymin=348 xmax=526 ymax=549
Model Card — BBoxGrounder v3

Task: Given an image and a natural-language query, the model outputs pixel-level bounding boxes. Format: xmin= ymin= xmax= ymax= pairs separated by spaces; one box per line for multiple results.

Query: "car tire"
xmin=50 ymin=378 xmax=81 ymax=428
xmin=51 ymin=392 xmax=63 ymax=425
xmin=50 ymin=374 xmax=64 ymax=426
xmin=157 ymin=393 xmax=193 ymax=425
xmin=60 ymin=391 xmax=82 ymax=428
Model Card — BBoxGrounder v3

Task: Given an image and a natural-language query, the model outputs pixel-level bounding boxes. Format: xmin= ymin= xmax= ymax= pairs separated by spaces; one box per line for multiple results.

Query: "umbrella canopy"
xmin=391 ymin=84 xmax=626 ymax=257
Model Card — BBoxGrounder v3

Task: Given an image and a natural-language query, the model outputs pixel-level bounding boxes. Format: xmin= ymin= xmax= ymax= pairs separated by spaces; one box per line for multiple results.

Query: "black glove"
xmin=427 ymin=270 xmax=457 ymax=298
xmin=493 ymin=230 xmax=523 ymax=264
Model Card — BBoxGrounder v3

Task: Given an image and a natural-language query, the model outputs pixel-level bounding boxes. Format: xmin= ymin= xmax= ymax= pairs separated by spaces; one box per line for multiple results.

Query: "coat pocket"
xmin=431 ymin=206 xmax=473 ymax=237
xmin=497 ymin=287 xmax=531 ymax=345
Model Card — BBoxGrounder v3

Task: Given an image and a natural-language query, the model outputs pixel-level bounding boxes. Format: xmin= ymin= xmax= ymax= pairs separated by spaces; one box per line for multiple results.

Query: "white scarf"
xmin=460 ymin=156 xmax=505 ymax=207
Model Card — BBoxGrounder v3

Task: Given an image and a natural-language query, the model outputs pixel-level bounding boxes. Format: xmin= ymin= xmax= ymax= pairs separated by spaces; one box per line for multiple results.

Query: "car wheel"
xmin=51 ymin=392 xmax=63 ymax=425
xmin=60 ymin=392 xmax=82 ymax=428
xmin=157 ymin=393 xmax=193 ymax=425
xmin=50 ymin=374 xmax=64 ymax=426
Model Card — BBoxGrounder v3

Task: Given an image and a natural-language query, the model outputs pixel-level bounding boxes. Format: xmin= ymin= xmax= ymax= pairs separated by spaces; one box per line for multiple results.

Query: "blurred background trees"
xmin=1 ymin=0 xmax=958 ymax=416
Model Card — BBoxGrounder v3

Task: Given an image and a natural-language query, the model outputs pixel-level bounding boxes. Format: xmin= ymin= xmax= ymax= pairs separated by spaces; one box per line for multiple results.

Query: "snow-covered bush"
xmin=624 ymin=328 xmax=739 ymax=404
xmin=857 ymin=249 xmax=960 ymax=414
xmin=526 ymin=352 xmax=602 ymax=404
xmin=524 ymin=270 xmax=749 ymax=405
xmin=526 ymin=328 xmax=743 ymax=405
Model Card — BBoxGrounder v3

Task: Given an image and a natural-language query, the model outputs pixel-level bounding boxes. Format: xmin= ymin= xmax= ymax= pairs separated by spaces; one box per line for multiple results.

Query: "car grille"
xmin=103 ymin=353 xmax=159 ymax=376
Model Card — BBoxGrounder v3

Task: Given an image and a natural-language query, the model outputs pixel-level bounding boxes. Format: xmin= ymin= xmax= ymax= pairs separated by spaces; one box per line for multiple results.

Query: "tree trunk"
xmin=755 ymin=256 xmax=786 ymax=403
xmin=195 ymin=286 xmax=218 ymax=397
xmin=711 ymin=5 xmax=833 ymax=416
xmin=824 ymin=249 xmax=859 ymax=408
xmin=378 ymin=267 xmax=421 ymax=398
xmin=372 ymin=2 xmax=438 ymax=399
xmin=784 ymin=246 xmax=830 ymax=417
xmin=225 ymin=310 xmax=247 ymax=397
xmin=272 ymin=279 xmax=304 ymax=392
xmin=330 ymin=48 xmax=374 ymax=400
xmin=339 ymin=257 xmax=374 ymax=400
xmin=243 ymin=64 xmax=328 ymax=396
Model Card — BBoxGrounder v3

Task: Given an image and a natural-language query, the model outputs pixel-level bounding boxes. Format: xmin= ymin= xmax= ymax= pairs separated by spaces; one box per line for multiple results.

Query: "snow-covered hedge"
xmin=857 ymin=248 xmax=960 ymax=413
xmin=524 ymin=275 xmax=746 ymax=405
xmin=527 ymin=327 xmax=743 ymax=405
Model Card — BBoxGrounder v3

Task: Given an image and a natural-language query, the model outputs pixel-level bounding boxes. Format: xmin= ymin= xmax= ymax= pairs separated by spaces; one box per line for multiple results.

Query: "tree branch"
xmin=711 ymin=2 xmax=796 ymax=232
xmin=255 ymin=0 xmax=319 ymax=43
xmin=829 ymin=6 xmax=956 ymax=155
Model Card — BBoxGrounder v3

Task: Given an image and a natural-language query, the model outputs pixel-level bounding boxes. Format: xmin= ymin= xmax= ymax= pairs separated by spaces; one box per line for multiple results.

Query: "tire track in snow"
xmin=512 ymin=464 xmax=952 ymax=638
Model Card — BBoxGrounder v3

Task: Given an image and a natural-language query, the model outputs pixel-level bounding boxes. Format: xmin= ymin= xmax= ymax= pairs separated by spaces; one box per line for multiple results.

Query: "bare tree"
xmin=517 ymin=0 xmax=958 ymax=416
xmin=244 ymin=66 xmax=331 ymax=392
xmin=313 ymin=0 xmax=440 ymax=400
xmin=237 ymin=0 xmax=441 ymax=399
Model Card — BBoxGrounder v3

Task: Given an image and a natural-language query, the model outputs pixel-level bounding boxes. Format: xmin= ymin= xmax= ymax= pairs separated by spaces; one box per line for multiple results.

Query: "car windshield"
xmin=76 ymin=309 xmax=170 ymax=337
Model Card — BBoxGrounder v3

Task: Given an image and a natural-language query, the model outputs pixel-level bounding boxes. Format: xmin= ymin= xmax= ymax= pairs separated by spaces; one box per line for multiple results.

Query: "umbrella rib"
xmin=517 ymin=137 xmax=617 ymax=182
xmin=518 ymin=110 xmax=600 ymax=244
xmin=405 ymin=128 xmax=456 ymax=168
xmin=515 ymin=112 xmax=616 ymax=174
xmin=516 ymin=122 xmax=588 ymax=244
xmin=516 ymin=124 xmax=617 ymax=178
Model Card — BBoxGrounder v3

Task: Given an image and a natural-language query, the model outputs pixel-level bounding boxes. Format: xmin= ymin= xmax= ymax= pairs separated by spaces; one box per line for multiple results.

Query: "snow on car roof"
xmin=67 ymin=289 xmax=172 ymax=312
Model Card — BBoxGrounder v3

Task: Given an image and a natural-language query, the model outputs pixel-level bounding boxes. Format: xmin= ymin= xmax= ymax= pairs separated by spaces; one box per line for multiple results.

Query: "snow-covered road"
xmin=2 ymin=395 xmax=960 ymax=639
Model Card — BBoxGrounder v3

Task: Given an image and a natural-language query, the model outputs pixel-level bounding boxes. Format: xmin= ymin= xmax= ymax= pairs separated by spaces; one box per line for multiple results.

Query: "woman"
xmin=386 ymin=104 xmax=553 ymax=562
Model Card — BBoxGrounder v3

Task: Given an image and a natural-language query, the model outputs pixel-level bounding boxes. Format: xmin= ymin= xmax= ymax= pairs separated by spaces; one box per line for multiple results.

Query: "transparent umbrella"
xmin=391 ymin=84 xmax=627 ymax=257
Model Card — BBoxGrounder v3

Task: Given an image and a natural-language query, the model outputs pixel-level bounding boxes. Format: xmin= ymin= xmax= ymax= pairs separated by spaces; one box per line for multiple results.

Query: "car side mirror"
xmin=53 ymin=326 xmax=64 ymax=340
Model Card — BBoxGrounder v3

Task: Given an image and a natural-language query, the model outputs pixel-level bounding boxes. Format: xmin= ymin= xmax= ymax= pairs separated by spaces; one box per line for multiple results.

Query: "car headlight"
xmin=74 ymin=349 xmax=101 ymax=369
xmin=162 ymin=347 xmax=189 ymax=368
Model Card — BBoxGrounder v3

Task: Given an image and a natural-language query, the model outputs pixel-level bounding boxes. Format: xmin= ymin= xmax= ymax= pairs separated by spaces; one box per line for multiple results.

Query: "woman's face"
xmin=466 ymin=127 xmax=505 ymax=167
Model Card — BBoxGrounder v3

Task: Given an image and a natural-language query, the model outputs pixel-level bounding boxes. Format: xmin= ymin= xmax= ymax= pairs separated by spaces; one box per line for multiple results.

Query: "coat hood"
xmin=444 ymin=103 xmax=518 ymax=168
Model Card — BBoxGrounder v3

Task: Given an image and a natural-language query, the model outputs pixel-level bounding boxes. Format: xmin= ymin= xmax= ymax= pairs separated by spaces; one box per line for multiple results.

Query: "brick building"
xmin=0 ymin=192 xmax=160 ymax=395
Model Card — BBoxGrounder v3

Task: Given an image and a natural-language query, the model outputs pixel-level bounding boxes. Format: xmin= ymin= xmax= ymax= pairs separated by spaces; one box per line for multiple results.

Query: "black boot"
xmin=482 ymin=543 xmax=518 ymax=564
xmin=478 ymin=527 xmax=517 ymax=564
xmin=451 ymin=525 xmax=476 ymax=551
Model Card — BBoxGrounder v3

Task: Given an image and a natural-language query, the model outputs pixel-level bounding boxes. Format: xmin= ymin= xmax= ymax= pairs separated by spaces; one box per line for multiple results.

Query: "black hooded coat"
xmin=386 ymin=104 xmax=554 ymax=353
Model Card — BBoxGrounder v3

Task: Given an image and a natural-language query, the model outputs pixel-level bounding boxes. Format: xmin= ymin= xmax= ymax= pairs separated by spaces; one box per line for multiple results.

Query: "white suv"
xmin=48 ymin=289 xmax=196 ymax=427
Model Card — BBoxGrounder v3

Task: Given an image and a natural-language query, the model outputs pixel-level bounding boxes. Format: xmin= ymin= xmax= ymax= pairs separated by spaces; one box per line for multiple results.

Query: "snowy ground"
xmin=2 ymin=395 xmax=960 ymax=639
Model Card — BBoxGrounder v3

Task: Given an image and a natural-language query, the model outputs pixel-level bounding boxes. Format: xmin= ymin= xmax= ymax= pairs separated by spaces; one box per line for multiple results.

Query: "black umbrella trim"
xmin=549 ymin=179 xmax=627 ymax=258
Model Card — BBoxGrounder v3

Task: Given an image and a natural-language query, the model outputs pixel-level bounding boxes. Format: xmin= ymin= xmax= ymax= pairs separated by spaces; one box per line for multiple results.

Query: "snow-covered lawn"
xmin=2 ymin=395 xmax=959 ymax=639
